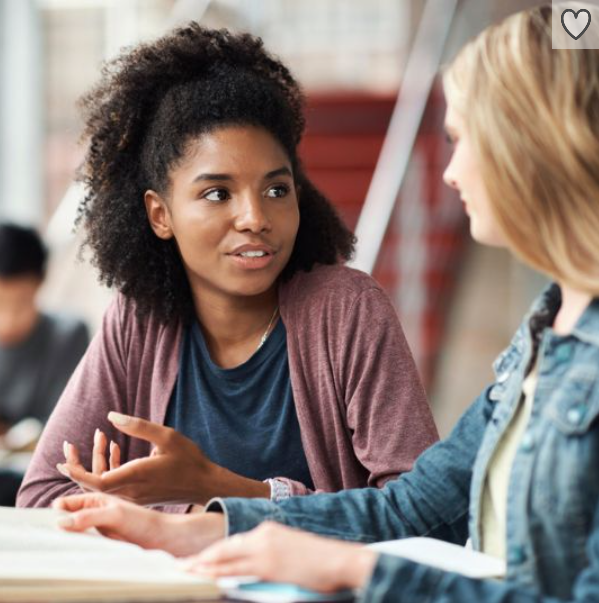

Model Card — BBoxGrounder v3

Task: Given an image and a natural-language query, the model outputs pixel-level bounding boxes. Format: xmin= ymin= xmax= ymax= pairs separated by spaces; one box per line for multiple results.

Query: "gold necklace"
xmin=256 ymin=306 xmax=279 ymax=351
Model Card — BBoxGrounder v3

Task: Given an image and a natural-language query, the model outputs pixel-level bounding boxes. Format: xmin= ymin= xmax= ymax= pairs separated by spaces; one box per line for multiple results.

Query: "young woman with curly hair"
xmin=18 ymin=25 xmax=437 ymax=510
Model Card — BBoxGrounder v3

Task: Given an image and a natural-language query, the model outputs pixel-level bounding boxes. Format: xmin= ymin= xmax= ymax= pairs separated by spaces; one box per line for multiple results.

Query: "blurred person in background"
xmin=0 ymin=223 xmax=89 ymax=505
xmin=55 ymin=5 xmax=599 ymax=602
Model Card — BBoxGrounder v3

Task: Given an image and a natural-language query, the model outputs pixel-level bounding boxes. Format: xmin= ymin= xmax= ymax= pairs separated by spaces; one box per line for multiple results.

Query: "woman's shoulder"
xmin=102 ymin=292 xmax=182 ymax=348
xmin=282 ymin=263 xmax=382 ymax=300
xmin=280 ymin=263 xmax=390 ymax=319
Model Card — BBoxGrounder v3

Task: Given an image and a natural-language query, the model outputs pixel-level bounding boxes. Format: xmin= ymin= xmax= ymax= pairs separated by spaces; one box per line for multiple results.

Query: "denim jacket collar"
xmin=570 ymin=296 xmax=599 ymax=349
xmin=533 ymin=282 xmax=599 ymax=349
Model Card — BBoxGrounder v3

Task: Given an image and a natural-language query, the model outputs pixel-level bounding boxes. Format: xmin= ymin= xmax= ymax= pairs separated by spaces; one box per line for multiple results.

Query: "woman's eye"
xmin=266 ymin=185 xmax=289 ymax=198
xmin=445 ymin=133 xmax=459 ymax=147
xmin=203 ymin=189 xmax=230 ymax=202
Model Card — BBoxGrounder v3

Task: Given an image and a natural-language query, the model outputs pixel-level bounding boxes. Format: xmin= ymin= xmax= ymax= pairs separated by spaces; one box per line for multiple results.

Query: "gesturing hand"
xmin=58 ymin=412 xmax=216 ymax=506
xmin=185 ymin=522 xmax=378 ymax=592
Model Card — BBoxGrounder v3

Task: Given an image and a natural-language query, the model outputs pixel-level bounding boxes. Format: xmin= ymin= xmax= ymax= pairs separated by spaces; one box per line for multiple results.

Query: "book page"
xmin=0 ymin=506 xmax=211 ymax=586
xmin=369 ymin=537 xmax=506 ymax=579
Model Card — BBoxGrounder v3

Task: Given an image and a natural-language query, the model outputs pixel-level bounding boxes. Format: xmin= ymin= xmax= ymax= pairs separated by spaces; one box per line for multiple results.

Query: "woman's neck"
xmin=552 ymin=283 xmax=592 ymax=336
xmin=191 ymin=285 xmax=279 ymax=368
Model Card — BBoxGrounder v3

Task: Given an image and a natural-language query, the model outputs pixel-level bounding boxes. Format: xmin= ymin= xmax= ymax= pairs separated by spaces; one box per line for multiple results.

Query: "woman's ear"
xmin=144 ymin=190 xmax=174 ymax=240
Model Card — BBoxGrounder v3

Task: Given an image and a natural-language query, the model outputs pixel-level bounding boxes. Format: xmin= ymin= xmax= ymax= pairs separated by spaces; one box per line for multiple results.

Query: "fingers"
xmin=63 ymin=433 xmax=120 ymax=478
xmin=108 ymin=412 xmax=174 ymax=450
xmin=109 ymin=440 xmax=121 ymax=470
xmin=185 ymin=556 xmax=256 ymax=579
xmin=196 ymin=533 xmax=249 ymax=565
xmin=92 ymin=429 xmax=108 ymax=475
xmin=57 ymin=502 xmax=125 ymax=533
xmin=63 ymin=441 xmax=81 ymax=467
xmin=54 ymin=492 xmax=139 ymax=535
xmin=53 ymin=491 xmax=112 ymax=512
xmin=187 ymin=531 xmax=273 ymax=580
xmin=59 ymin=463 xmax=104 ymax=491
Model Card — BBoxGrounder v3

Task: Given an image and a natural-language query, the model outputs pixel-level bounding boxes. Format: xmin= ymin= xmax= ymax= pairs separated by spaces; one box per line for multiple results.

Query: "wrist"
xmin=337 ymin=546 xmax=378 ymax=590
xmin=161 ymin=512 xmax=226 ymax=557
xmin=264 ymin=478 xmax=291 ymax=501
xmin=201 ymin=464 xmax=271 ymax=503
xmin=194 ymin=460 xmax=217 ymax=502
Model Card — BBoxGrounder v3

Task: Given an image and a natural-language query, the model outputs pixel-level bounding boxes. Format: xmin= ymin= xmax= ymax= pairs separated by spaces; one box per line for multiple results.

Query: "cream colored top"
xmin=481 ymin=363 xmax=538 ymax=559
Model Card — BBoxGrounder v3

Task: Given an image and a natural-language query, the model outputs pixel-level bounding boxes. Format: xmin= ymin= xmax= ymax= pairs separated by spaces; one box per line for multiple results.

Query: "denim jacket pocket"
xmin=548 ymin=369 xmax=599 ymax=435
xmin=529 ymin=369 xmax=599 ymax=552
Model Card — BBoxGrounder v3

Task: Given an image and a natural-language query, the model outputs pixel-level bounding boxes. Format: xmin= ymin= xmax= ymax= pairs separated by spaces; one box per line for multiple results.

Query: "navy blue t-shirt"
xmin=165 ymin=318 xmax=314 ymax=488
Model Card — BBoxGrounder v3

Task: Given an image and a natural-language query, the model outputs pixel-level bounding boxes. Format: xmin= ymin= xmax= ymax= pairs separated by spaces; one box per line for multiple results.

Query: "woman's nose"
xmin=234 ymin=195 xmax=272 ymax=233
xmin=443 ymin=165 xmax=459 ymax=191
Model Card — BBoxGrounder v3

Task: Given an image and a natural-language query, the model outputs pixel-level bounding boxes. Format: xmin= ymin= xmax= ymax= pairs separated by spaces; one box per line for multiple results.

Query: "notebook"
xmin=0 ymin=506 xmax=220 ymax=602
xmin=218 ymin=577 xmax=353 ymax=603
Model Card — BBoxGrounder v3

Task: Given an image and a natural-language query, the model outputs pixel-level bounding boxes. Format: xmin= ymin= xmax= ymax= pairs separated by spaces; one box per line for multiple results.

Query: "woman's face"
xmin=145 ymin=125 xmax=300 ymax=302
xmin=442 ymin=102 xmax=507 ymax=248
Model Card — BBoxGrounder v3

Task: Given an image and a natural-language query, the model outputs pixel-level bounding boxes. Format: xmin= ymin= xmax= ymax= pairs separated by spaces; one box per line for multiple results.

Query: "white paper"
xmin=369 ymin=537 xmax=506 ymax=579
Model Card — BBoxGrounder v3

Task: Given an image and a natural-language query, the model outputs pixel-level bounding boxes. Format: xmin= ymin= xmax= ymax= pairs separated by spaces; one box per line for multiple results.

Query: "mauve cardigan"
xmin=18 ymin=264 xmax=438 ymax=509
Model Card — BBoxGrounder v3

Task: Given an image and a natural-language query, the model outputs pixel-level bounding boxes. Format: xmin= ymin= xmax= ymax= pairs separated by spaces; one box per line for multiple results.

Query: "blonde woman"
xmin=56 ymin=4 xmax=599 ymax=601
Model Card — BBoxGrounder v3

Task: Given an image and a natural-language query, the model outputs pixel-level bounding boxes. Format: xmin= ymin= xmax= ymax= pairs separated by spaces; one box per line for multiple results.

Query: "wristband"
xmin=264 ymin=478 xmax=291 ymax=502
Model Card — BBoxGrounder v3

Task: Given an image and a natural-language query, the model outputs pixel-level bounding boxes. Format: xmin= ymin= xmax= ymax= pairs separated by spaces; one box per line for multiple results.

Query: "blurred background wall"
xmin=0 ymin=0 xmax=548 ymax=436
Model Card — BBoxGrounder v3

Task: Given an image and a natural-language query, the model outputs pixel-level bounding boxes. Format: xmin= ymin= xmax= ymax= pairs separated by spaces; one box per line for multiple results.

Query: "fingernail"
xmin=63 ymin=441 xmax=69 ymax=458
xmin=108 ymin=412 xmax=130 ymax=426
xmin=57 ymin=515 xmax=73 ymax=528
xmin=109 ymin=440 xmax=115 ymax=454
xmin=94 ymin=428 xmax=101 ymax=446
xmin=56 ymin=463 xmax=70 ymax=478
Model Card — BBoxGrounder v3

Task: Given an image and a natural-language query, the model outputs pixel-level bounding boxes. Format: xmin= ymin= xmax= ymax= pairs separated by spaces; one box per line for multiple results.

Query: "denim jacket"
xmin=209 ymin=284 xmax=599 ymax=602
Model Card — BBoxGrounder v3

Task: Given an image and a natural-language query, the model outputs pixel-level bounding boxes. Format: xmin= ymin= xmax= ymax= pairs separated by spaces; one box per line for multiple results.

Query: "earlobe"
xmin=144 ymin=190 xmax=173 ymax=240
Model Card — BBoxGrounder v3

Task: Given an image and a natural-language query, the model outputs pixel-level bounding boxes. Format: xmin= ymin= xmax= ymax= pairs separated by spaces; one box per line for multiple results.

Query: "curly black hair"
xmin=76 ymin=24 xmax=355 ymax=323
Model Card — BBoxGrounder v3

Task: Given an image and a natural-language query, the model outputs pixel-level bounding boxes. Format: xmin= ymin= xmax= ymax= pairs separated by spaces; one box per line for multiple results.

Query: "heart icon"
xmin=561 ymin=8 xmax=592 ymax=40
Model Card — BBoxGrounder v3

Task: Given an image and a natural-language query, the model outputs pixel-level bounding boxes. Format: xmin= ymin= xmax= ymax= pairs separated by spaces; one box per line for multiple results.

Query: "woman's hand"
xmin=186 ymin=522 xmax=378 ymax=592
xmin=61 ymin=428 xmax=121 ymax=477
xmin=53 ymin=492 xmax=226 ymax=557
xmin=58 ymin=413 xmax=216 ymax=506
xmin=57 ymin=412 xmax=270 ymax=505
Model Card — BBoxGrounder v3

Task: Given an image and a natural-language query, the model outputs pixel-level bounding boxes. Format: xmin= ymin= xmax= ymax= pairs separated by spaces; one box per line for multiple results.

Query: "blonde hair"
xmin=443 ymin=4 xmax=599 ymax=293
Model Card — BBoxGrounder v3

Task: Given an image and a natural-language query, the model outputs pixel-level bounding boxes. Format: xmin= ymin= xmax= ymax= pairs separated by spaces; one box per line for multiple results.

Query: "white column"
xmin=0 ymin=0 xmax=43 ymax=224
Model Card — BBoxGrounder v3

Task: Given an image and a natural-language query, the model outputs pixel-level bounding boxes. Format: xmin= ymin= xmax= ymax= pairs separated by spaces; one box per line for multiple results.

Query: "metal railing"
xmin=348 ymin=0 xmax=459 ymax=275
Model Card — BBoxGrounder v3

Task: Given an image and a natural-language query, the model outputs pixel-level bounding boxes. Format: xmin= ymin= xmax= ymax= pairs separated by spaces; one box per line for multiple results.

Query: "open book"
xmin=0 ymin=506 xmax=220 ymax=602
xmin=369 ymin=537 xmax=506 ymax=579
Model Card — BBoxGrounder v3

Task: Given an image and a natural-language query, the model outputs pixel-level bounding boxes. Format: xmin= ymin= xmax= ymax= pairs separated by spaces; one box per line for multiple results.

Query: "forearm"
xmin=361 ymin=555 xmax=559 ymax=603
xmin=201 ymin=464 xmax=270 ymax=502
xmin=214 ymin=487 xmax=425 ymax=543
xmin=211 ymin=432 xmax=476 ymax=542
xmin=157 ymin=512 xmax=227 ymax=557
xmin=208 ymin=391 xmax=490 ymax=542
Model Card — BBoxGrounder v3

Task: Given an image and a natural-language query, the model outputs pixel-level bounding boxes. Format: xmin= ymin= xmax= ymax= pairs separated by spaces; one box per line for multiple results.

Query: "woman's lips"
xmin=227 ymin=252 xmax=276 ymax=270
